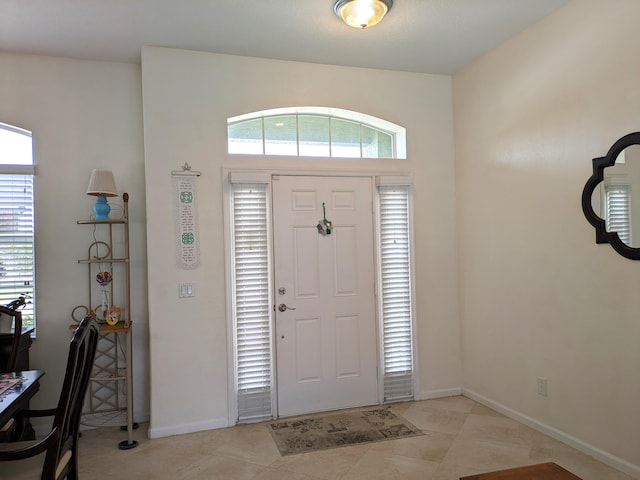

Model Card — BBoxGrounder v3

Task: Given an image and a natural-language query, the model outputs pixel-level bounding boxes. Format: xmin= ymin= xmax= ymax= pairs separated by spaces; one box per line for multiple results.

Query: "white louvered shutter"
xmin=378 ymin=182 xmax=413 ymax=402
xmin=231 ymin=181 xmax=273 ymax=422
xmin=605 ymin=184 xmax=631 ymax=245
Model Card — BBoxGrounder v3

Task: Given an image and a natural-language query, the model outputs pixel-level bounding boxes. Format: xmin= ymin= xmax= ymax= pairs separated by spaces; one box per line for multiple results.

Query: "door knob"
xmin=278 ymin=303 xmax=296 ymax=312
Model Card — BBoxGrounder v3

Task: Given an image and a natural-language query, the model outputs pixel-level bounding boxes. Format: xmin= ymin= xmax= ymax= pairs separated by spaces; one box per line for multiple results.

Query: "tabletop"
xmin=0 ymin=370 xmax=45 ymax=427
xmin=459 ymin=462 xmax=581 ymax=479
xmin=0 ymin=326 xmax=34 ymax=337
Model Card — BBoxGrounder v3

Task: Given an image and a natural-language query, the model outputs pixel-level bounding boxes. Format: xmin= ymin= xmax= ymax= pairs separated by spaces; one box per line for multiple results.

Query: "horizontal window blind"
xmin=605 ymin=184 xmax=631 ymax=245
xmin=231 ymin=183 xmax=273 ymax=422
xmin=0 ymin=174 xmax=35 ymax=330
xmin=378 ymin=185 xmax=413 ymax=402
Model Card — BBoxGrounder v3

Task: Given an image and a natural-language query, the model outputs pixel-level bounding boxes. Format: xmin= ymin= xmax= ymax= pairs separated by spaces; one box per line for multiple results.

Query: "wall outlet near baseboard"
xmin=537 ymin=377 xmax=548 ymax=397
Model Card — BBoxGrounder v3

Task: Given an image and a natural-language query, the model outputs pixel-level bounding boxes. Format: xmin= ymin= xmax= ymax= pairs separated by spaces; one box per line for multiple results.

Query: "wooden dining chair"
xmin=0 ymin=305 xmax=23 ymax=374
xmin=0 ymin=315 xmax=99 ymax=479
xmin=0 ymin=305 xmax=24 ymax=442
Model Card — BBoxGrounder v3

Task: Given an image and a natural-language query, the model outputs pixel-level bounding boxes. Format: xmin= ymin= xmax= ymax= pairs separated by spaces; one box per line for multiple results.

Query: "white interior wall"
xmin=0 ymin=52 xmax=149 ymax=422
xmin=4 ymin=2 xmax=637 ymax=474
xmin=140 ymin=48 xmax=461 ymax=437
xmin=454 ymin=0 xmax=640 ymax=474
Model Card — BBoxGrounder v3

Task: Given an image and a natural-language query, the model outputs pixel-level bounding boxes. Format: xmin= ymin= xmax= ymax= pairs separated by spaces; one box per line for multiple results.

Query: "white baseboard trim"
xmin=148 ymin=417 xmax=229 ymax=439
xmin=417 ymin=387 xmax=463 ymax=400
xmin=30 ymin=412 xmax=146 ymax=433
xmin=463 ymin=388 xmax=640 ymax=479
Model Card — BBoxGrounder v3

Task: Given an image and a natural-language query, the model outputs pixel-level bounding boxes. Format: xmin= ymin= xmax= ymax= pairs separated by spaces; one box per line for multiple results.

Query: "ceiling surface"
xmin=0 ymin=0 xmax=569 ymax=74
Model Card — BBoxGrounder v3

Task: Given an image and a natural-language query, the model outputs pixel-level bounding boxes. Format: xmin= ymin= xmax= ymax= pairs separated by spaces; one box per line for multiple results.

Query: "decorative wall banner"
xmin=172 ymin=165 xmax=201 ymax=269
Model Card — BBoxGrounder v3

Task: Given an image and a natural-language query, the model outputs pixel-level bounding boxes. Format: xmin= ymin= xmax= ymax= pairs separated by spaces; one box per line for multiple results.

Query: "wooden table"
xmin=460 ymin=462 xmax=582 ymax=479
xmin=0 ymin=370 xmax=45 ymax=439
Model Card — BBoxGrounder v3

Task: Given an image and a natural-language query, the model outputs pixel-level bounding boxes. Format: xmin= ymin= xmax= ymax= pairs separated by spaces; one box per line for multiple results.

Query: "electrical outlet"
xmin=537 ymin=377 xmax=548 ymax=397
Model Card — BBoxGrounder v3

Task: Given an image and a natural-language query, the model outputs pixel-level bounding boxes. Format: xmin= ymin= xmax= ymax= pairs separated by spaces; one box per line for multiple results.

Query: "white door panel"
xmin=273 ymin=176 xmax=377 ymax=417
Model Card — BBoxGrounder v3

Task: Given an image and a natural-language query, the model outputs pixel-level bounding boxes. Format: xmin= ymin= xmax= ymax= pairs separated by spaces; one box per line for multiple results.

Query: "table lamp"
xmin=86 ymin=169 xmax=118 ymax=220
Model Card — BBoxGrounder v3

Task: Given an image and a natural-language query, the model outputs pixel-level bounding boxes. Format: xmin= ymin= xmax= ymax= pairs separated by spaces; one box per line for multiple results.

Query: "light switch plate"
xmin=179 ymin=283 xmax=195 ymax=298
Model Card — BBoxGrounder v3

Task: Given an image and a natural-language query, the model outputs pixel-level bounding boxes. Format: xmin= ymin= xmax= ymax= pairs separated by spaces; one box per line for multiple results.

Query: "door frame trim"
xmin=222 ymin=168 xmax=418 ymax=425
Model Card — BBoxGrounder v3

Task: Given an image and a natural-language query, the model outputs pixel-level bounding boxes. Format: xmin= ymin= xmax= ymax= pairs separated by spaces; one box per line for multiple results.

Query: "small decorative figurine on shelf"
xmin=95 ymin=270 xmax=112 ymax=322
xmin=106 ymin=305 xmax=121 ymax=326
xmin=95 ymin=271 xmax=112 ymax=287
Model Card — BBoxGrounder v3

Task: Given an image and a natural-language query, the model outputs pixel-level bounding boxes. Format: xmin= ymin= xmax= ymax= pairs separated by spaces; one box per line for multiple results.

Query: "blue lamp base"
xmin=93 ymin=195 xmax=111 ymax=220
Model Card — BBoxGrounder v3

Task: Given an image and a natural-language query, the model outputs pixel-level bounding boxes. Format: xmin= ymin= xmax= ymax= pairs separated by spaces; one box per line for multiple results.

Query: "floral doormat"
xmin=268 ymin=406 xmax=423 ymax=456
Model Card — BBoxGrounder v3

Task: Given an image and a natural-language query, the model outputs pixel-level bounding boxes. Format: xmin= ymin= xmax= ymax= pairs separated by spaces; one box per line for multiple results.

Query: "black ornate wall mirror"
xmin=582 ymin=132 xmax=640 ymax=259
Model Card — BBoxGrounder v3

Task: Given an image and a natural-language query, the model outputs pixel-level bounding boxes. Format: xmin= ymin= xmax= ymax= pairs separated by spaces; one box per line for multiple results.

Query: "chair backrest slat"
xmin=42 ymin=316 xmax=99 ymax=479
xmin=0 ymin=305 xmax=23 ymax=373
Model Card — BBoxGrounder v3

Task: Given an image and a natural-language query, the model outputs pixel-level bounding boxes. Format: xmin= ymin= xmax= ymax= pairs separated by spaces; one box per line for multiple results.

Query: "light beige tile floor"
xmin=77 ymin=396 xmax=635 ymax=480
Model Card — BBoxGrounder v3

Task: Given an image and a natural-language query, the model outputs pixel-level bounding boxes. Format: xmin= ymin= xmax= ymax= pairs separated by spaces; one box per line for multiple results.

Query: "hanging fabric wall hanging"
xmin=172 ymin=163 xmax=202 ymax=269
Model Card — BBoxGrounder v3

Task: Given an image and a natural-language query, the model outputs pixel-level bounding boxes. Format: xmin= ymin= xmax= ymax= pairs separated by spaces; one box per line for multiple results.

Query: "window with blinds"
xmin=0 ymin=123 xmax=35 ymax=331
xmin=230 ymin=181 xmax=273 ymax=422
xmin=378 ymin=182 xmax=413 ymax=402
xmin=605 ymin=184 xmax=631 ymax=245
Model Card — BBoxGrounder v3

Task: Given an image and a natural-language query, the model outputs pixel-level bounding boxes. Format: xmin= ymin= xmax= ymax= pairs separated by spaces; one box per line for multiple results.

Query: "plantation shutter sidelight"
xmin=605 ymin=184 xmax=631 ymax=245
xmin=230 ymin=174 xmax=274 ymax=422
xmin=377 ymin=177 xmax=414 ymax=402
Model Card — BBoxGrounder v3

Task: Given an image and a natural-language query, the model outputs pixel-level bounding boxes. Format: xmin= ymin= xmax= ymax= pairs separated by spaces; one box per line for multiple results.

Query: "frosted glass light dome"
xmin=334 ymin=0 xmax=393 ymax=29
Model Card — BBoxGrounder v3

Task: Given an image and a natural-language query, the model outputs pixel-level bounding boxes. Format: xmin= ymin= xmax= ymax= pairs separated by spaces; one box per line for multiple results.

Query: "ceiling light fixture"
xmin=334 ymin=0 xmax=393 ymax=29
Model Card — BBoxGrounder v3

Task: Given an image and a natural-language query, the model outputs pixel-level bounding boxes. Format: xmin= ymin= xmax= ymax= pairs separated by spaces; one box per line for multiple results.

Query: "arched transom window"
xmin=227 ymin=107 xmax=406 ymax=159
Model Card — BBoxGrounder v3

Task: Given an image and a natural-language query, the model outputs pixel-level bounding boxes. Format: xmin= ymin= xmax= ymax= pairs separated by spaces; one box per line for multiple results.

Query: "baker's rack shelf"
xmin=74 ymin=193 xmax=137 ymax=450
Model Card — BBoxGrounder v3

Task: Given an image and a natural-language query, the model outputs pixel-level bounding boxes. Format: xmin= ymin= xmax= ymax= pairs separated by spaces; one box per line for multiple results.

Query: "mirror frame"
xmin=582 ymin=131 xmax=640 ymax=260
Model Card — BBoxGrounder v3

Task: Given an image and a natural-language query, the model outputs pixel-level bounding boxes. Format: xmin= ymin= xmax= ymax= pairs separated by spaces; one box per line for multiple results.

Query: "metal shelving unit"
xmin=75 ymin=192 xmax=138 ymax=449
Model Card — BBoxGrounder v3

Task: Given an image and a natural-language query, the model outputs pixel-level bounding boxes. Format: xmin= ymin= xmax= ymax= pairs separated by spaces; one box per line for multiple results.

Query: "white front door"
xmin=272 ymin=175 xmax=378 ymax=417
